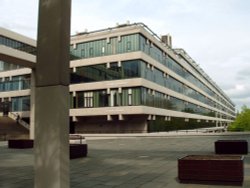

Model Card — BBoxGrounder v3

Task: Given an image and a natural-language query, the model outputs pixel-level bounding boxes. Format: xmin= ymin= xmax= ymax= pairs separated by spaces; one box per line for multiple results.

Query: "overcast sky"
xmin=1 ymin=0 xmax=250 ymax=111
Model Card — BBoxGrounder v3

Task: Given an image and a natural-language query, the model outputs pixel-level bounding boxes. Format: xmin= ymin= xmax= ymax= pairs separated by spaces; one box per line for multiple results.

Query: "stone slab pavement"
xmin=0 ymin=133 xmax=250 ymax=188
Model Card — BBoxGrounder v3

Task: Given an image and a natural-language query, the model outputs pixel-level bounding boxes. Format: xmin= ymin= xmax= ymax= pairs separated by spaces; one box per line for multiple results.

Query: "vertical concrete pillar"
xmin=29 ymin=71 xmax=35 ymax=139
xmin=34 ymin=1 xmax=71 ymax=188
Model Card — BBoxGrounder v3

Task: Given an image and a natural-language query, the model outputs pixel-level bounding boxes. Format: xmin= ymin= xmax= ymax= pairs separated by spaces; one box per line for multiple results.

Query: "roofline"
xmin=71 ymin=22 xmax=234 ymax=107
xmin=0 ymin=27 xmax=36 ymax=47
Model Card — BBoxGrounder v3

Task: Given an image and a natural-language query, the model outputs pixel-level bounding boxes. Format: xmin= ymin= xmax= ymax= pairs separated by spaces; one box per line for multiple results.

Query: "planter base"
xmin=178 ymin=155 xmax=244 ymax=185
xmin=8 ymin=139 xmax=34 ymax=149
xmin=70 ymin=144 xmax=88 ymax=159
xmin=215 ymin=140 xmax=248 ymax=154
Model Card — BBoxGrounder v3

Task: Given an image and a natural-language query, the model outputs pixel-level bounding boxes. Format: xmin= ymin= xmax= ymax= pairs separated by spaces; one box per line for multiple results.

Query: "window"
xmin=126 ymin=41 xmax=131 ymax=51
xmin=128 ymin=89 xmax=132 ymax=105
xmin=11 ymin=96 xmax=30 ymax=111
xmin=4 ymin=77 xmax=10 ymax=91
xmin=99 ymin=91 xmax=109 ymax=107
xmin=110 ymin=89 xmax=121 ymax=106
xmin=84 ymin=92 xmax=93 ymax=107
xmin=102 ymin=46 xmax=105 ymax=54
xmin=81 ymin=49 xmax=85 ymax=58
xmin=89 ymin=47 xmax=94 ymax=57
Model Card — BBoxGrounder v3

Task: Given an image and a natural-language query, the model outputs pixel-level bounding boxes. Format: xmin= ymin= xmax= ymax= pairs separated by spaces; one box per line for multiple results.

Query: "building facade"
xmin=0 ymin=23 xmax=236 ymax=133
xmin=0 ymin=27 xmax=35 ymax=118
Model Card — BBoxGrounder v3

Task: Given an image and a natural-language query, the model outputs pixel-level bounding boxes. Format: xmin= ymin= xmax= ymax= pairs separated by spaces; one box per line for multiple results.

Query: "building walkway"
xmin=0 ymin=133 xmax=250 ymax=188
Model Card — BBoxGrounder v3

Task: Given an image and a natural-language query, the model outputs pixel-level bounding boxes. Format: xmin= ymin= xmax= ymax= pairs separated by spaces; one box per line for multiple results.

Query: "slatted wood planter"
xmin=8 ymin=139 xmax=34 ymax=149
xmin=178 ymin=155 xmax=244 ymax=185
xmin=215 ymin=140 xmax=248 ymax=154
xmin=70 ymin=144 xmax=88 ymax=159
xmin=8 ymin=139 xmax=88 ymax=159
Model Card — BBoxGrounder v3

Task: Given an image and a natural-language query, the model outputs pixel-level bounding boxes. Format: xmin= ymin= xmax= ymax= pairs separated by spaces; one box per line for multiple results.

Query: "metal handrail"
xmin=8 ymin=112 xmax=30 ymax=130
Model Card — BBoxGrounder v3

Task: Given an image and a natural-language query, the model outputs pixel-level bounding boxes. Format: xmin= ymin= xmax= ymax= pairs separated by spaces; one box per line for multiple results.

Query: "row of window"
xmin=70 ymin=33 xmax=234 ymax=111
xmin=0 ymin=96 xmax=29 ymax=112
xmin=0 ymin=35 xmax=36 ymax=55
xmin=2 ymin=86 xmax=232 ymax=120
xmin=1 ymin=30 xmax=233 ymax=110
xmin=2 ymin=96 xmax=30 ymax=112
xmin=70 ymin=34 xmax=139 ymax=59
xmin=139 ymin=34 xmax=233 ymax=110
xmin=71 ymin=88 xmax=140 ymax=108
xmin=0 ymin=33 xmax=234 ymax=116
xmin=0 ymin=75 xmax=30 ymax=92
xmin=0 ymin=61 xmax=23 ymax=72
xmin=70 ymin=60 xmax=234 ymax=117
xmin=0 ymin=60 xmax=233 ymax=117
xmin=69 ymin=87 xmax=233 ymax=120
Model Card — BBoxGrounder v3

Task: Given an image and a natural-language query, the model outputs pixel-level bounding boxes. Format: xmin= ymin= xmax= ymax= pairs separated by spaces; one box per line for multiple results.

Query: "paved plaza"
xmin=0 ymin=133 xmax=250 ymax=188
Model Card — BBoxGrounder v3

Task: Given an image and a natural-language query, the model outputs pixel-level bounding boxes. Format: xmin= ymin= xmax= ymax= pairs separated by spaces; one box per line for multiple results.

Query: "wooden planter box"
xmin=8 ymin=139 xmax=88 ymax=159
xmin=8 ymin=139 xmax=34 ymax=149
xmin=215 ymin=140 xmax=248 ymax=154
xmin=178 ymin=155 xmax=244 ymax=185
xmin=70 ymin=144 xmax=88 ymax=159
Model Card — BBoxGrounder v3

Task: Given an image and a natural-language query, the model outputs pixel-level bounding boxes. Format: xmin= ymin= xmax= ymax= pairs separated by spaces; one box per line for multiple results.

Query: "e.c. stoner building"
xmin=0 ymin=23 xmax=235 ymax=133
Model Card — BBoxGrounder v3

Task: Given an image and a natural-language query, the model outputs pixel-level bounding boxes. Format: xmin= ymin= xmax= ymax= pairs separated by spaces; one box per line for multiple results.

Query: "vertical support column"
xmin=35 ymin=1 xmax=71 ymax=188
xmin=29 ymin=71 xmax=35 ymax=139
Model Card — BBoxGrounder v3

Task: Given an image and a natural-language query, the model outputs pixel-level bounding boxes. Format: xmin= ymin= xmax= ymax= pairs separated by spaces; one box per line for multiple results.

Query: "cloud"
xmin=226 ymin=84 xmax=250 ymax=99
xmin=224 ymin=82 xmax=250 ymax=110
xmin=232 ymin=97 xmax=250 ymax=110
xmin=0 ymin=0 xmax=38 ymax=38
xmin=1 ymin=0 xmax=250 ymax=111
xmin=236 ymin=66 xmax=250 ymax=80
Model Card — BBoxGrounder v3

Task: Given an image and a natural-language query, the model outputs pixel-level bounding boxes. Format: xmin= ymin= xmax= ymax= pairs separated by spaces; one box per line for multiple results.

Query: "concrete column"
xmin=34 ymin=1 xmax=71 ymax=188
xmin=29 ymin=71 xmax=35 ymax=139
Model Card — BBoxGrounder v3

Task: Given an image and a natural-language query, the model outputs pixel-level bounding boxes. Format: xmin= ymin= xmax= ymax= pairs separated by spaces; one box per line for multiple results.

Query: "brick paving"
xmin=0 ymin=133 xmax=250 ymax=188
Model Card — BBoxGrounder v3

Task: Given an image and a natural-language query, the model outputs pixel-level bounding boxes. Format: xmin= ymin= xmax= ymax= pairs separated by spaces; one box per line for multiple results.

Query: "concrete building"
xmin=0 ymin=27 xmax=35 ymax=118
xmin=0 ymin=23 xmax=236 ymax=133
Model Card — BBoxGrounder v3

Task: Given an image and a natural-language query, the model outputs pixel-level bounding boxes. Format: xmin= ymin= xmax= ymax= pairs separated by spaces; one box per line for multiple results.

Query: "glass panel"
xmin=0 ymin=35 xmax=36 ymax=55
xmin=11 ymin=96 xmax=30 ymax=111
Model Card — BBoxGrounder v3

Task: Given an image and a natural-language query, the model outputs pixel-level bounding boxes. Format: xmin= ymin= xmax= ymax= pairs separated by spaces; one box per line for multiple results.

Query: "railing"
xmin=69 ymin=134 xmax=86 ymax=144
xmin=8 ymin=112 xmax=30 ymax=130
xmin=164 ymin=126 xmax=227 ymax=134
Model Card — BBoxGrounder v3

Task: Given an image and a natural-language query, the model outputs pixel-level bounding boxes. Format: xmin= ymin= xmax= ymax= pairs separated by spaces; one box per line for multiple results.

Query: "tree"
xmin=228 ymin=105 xmax=250 ymax=131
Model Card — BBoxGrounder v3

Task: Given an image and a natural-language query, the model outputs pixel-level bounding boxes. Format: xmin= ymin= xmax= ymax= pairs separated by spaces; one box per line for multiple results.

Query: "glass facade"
xmin=71 ymin=60 xmax=140 ymax=83
xmin=71 ymin=87 xmax=218 ymax=119
xmin=70 ymin=34 xmax=140 ymax=59
xmin=0 ymin=60 xmax=23 ymax=72
xmin=70 ymin=33 xmax=234 ymax=113
xmin=0 ymin=33 xmax=34 ymax=113
xmin=0 ymin=35 xmax=36 ymax=72
xmin=0 ymin=35 xmax=36 ymax=55
xmin=11 ymin=96 xmax=30 ymax=111
xmin=74 ymin=89 xmax=121 ymax=108
xmin=138 ymin=34 xmax=233 ymax=110
xmin=0 ymin=25 xmax=234 ymax=125
xmin=0 ymin=74 xmax=30 ymax=92
xmin=70 ymin=60 xmax=234 ymax=117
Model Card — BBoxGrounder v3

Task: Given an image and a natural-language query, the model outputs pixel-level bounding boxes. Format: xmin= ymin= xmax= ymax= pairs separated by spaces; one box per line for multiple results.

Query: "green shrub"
xmin=228 ymin=105 xmax=250 ymax=132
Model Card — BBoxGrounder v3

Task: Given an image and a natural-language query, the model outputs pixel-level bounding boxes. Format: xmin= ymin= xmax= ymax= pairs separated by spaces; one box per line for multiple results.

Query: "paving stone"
xmin=0 ymin=134 xmax=250 ymax=188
